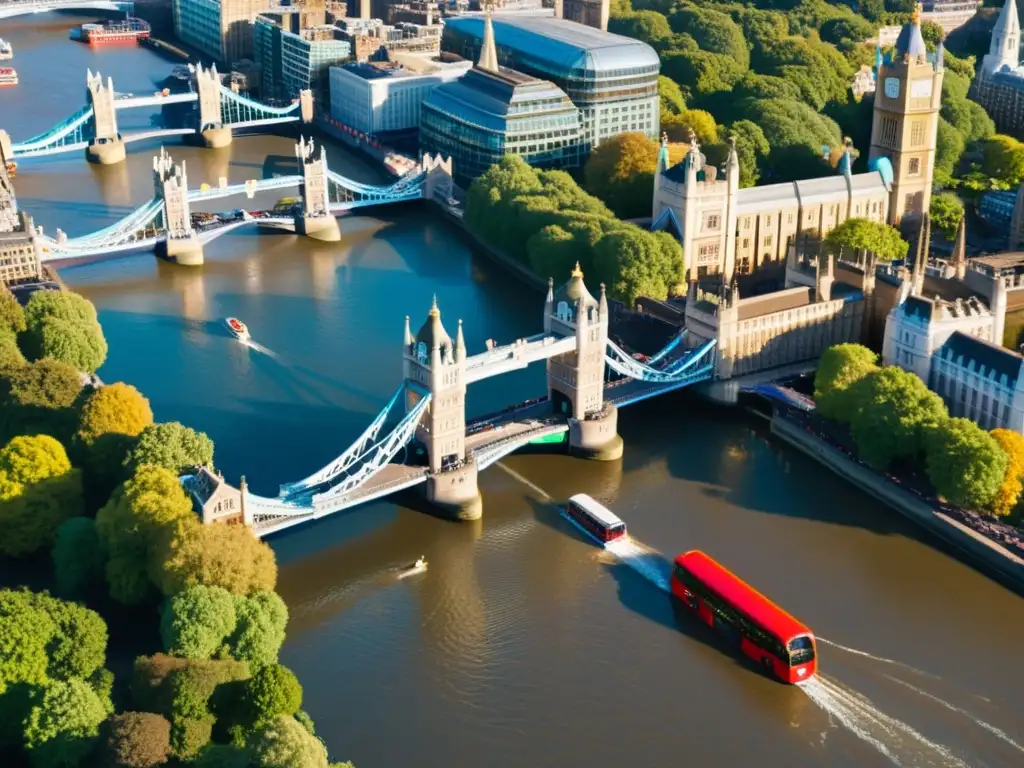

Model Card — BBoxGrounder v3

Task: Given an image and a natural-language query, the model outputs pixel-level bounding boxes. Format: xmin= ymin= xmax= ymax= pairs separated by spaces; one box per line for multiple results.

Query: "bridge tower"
xmin=403 ymin=298 xmax=482 ymax=521
xmin=544 ymin=265 xmax=623 ymax=460
xmin=422 ymin=153 xmax=453 ymax=202
xmin=0 ymin=131 xmax=19 ymax=233
xmin=193 ymin=63 xmax=233 ymax=149
xmin=294 ymin=137 xmax=340 ymax=241
xmin=85 ymin=70 xmax=126 ymax=165
xmin=153 ymin=147 xmax=204 ymax=266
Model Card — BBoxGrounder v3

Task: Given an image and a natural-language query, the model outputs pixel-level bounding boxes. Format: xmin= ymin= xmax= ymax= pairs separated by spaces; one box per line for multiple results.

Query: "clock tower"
xmin=868 ymin=4 xmax=943 ymax=227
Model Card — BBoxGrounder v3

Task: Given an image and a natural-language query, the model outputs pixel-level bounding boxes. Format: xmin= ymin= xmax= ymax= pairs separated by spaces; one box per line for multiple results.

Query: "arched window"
xmin=557 ymin=301 xmax=571 ymax=322
xmin=417 ymin=342 xmax=428 ymax=363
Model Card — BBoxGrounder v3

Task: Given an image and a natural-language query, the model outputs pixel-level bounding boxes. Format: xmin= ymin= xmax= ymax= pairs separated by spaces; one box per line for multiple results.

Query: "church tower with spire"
xmin=983 ymin=0 xmax=1020 ymax=76
xmin=868 ymin=3 xmax=943 ymax=226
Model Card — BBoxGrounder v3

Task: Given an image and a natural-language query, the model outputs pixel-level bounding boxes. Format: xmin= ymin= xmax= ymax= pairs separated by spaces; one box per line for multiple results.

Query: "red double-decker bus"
xmin=670 ymin=550 xmax=816 ymax=683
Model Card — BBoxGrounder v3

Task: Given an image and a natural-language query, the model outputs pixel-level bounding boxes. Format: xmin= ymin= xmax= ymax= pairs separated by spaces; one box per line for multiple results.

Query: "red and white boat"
xmin=73 ymin=18 xmax=151 ymax=46
xmin=564 ymin=493 xmax=627 ymax=545
xmin=0 ymin=68 xmax=18 ymax=88
xmin=224 ymin=317 xmax=250 ymax=342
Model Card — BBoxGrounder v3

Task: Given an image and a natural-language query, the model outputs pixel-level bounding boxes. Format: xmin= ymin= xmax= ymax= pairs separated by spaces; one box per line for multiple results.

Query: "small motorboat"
xmin=224 ymin=317 xmax=250 ymax=341
xmin=398 ymin=556 xmax=427 ymax=578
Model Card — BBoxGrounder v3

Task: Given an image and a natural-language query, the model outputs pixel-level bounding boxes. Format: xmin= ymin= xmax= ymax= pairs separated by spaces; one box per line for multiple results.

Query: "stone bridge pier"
xmin=153 ymin=147 xmax=203 ymax=266
xmin=403 ymin=297 xmax=482 ymax=521
xmin=193 ymin=63 xmax=233 ymax=149
xmin=544 ymin=266 xmax=623 ymax=461
xmin=85 ymin=70 xmax=126 ymax=165
xmin=294 ymin=137 xmax=340 ymax=241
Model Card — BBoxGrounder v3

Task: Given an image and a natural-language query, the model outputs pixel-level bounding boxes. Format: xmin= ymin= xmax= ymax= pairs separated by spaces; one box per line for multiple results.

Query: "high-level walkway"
xmin=183 ymin=277 xmax=717 ymax=538
xmin=0 ymin=0 xmax=133 ymax=17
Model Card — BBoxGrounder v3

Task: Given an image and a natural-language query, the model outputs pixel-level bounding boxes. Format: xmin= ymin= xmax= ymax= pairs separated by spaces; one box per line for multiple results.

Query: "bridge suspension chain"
xmin=605 ymin=338 xmax=717 ymax=383
xmin=11 ymin=106 xmax=94 ymax=156
xmin=279 ymin=385 xmax=404 ymax=498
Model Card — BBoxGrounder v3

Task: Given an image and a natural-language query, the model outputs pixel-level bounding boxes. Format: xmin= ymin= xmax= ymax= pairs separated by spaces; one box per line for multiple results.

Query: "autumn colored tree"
xmin=76 ymin=382 xmax=155 ymax=498
xmin=0 ymin=358 xmax=83 ymax=446
xmin=0 ymin=435 xmax=84 ymax=557
xmin=925 ymin=419 xmax=1007 ymax=509
xmin=152 ymin=518 xmax=278 ymax=598
xmin=0 ymin=326 xmax=26 ymax=368
xmin=0 ymin=286 xmax=26 ymax=334
xmin=583 ymin=132 xmax=684 ymax=218
xmin=813 ymin=344 xmax=879 ymax=422
xmin=100 ymin=712 xmax=171 ymax=768
xmin=846 ymin=367 xmax=948 ymax=470
xmin=823 ymin=218 xmax=909 ymax=262
xmin=126 ymin=422 xmax=214 ymax=474
xmin=251 ymin=715 xmax=328 ymax=768
xmin=988 ymin=428 xmax=1024 ymax=517
xmin=95 ymin=465 xmax=195 ymax=605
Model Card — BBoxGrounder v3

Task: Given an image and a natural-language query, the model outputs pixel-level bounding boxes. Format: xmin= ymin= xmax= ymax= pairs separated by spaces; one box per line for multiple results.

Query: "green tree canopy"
xmin=813 ymin=344 xmax=879 ymax=421
xmin=988 ymin=428 xmax=1024 ymax=517
xmin=981 ymin=134 xmax=1024 ymax=188
xmin=935 ymin=118 xmax=965 ymax=186
xmin=657 ymin=74 xmax=686 ymax=116
xmin=929 ymin=193 xmax=965 ymax=240
xmin=593 ymin=228 xmax=685 ymax=305
xmin=925 ymin=418 xmax=1008 ymax=509
xmin=242 ymin=664 xmax=303 ymax=727
xmin=847 ymin=367 xmax=948 ymax=470
xmin=126 ymin=421 xmax=214 ymax=475
xmin=728 ymin=120 xmax=770 ymax=188
xmin=251 ymin=715 xmax=328 ymax=768
xmin=229 ymin=591 xmax=289 ymax=668
xmin=23 ymin=677 xmax=110 ymax=767
xmin=38 ymin=595 xmax=107 ymax=682
xmin=95 ymin=465 xmax=195 ymax=606
xmin=0 ymin=358 xmax=83 ymax=446
xmin=21 ymin=291 xmax=107 ymax=374
xmin=52 ymin=517 xmax=104 ymax=599
xmin=0 ymin=435 xmax=83 ymax=557
xmin=823 ymin=218 xmax=909 ymax=262
xmin=100 ymin=712 xmax=171 ymax=768
xmin=0 ymin=590 xmax=56 ymax=690
xmin=0 ymin=288 xmax=26 ymax=335
xmin=0 ymin=326 xmax=27 ymax=369
xmin=161 ymin=585 xmax=239 ymax=660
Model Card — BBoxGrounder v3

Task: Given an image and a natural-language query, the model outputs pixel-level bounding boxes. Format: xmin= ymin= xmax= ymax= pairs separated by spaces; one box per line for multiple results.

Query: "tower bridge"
xmin=7 ymin=65 xmax=313 ymax=164
xmin=183 ymin=271 xmax=717 ymax=538
xmin=38 ymin=141 xmax=432 ymax=265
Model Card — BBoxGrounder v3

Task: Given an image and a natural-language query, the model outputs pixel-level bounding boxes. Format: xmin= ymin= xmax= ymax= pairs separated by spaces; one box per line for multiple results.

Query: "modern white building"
xmin=329 ymin=53 xmax=471 ymax=145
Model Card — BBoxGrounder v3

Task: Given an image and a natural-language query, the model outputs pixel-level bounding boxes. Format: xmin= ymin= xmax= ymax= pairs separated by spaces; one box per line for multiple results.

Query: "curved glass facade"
xmin=442 ymin=16 xmax=659 ymax=150
xmin=420 ymin=67 xmax=583 ymax=184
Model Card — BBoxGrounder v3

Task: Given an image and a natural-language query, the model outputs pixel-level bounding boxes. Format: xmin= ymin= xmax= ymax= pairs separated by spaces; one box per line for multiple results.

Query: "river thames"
xmin=2 ymin=14 xmax=1023 ymax=767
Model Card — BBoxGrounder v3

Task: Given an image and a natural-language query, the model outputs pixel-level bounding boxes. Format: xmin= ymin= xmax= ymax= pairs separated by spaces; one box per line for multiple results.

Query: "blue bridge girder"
xmin=0 ymin=0 xmax=133 ymax=18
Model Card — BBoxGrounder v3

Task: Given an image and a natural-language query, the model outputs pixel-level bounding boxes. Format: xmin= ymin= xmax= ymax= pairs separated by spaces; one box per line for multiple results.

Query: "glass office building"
xmin=254 ymin=13 xmax=352 ymax=102
xmin=420 ymin=65 xmax=583 ymax=184
xmin=441 ymin=15 xmax=659 ymax=153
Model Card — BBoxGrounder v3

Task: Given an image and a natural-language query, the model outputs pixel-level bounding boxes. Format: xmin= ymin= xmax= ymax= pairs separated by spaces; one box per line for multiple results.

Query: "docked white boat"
xmin=224 ymin=317 xmax=250 ymax=341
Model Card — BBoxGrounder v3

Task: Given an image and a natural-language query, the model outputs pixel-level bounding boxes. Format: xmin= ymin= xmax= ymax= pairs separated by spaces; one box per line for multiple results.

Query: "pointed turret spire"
xmin=404 ymin=314 xmax=414 ymax=345
xmin=430 ymin=294 xmax=439 ymax=316
xmin=599 ymin=283 xmax=608 ymax=317
xmin=455 ymin=318 xmax=466 ymax=361
xmin=478 ymin=5 xmax=499 ymax=73
xmin=936 ymin=39 xmax=945 ymax=71
xmin=984 ymin=0 xmax=1020 ymax=75
xmin=546 ymin=276 xmax=554 ymax=303
xmin=912 ymin=214 xmax=929 ymax=295
xmin=571 ymin=261 xmax=583 ymax=278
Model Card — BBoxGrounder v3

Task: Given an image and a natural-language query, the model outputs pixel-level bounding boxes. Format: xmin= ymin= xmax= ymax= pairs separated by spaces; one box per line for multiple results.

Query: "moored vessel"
xmin=0 ymin=68 xmax=18 ymax=88
xmin=72 ymin=18 xmax=151 ymax=46
xmin=0 ymin=39 xmax=13 ymax=60
xmin=563 ymin=493 xmax=627 ymax=545
xmin=224 ymin=317 xmax=250 ymax=342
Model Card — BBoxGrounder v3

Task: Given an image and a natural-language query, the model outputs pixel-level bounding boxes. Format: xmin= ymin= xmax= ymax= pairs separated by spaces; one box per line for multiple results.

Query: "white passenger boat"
xmin=224 ymin=317 xmax=250 ymax=341
xmin=563 ymin=493 xmax=627 ymax=546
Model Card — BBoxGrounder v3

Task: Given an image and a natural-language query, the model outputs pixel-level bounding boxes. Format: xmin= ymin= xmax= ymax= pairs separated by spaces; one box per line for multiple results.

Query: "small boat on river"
xmin=225 ymin=317 xmax=250 ymax=341
xmin=398 ymin=557 xmax=428 ymax=578
xmin=0 ymin=68 xmax=19 ymax=88
xmin=0 ymin=39 xmax=13 ymax=60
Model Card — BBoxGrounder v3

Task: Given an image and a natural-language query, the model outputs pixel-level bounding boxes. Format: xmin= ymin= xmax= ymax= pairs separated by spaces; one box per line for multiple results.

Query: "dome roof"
xmin=554 ymin=263 xmax=597 ymax=308
xmin=416 ymin=296 xmax=451 ymax=350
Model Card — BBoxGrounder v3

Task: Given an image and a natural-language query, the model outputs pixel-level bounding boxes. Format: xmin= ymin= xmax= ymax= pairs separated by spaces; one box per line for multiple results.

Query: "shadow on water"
xmin=291 ymin=364 xmax=384 ymax=409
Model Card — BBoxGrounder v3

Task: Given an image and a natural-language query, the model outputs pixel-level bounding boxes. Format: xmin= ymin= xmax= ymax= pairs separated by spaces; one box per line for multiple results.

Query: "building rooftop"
xmin=424 ymin=65 xmax=578 ymax=132
xmin=971 ymin=252 xmax=1024 ymax=274
xmin=940 ymin=330 xmax=1023 ymax=384
xmin=443 ymin=15 xmax=659 ymax=77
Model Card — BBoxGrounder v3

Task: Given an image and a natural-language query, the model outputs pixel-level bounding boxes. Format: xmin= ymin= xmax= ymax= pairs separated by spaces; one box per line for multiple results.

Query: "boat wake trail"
xmin=495 ymin=462 xmax=551 ymax=501
xmin=817 ymin=637 xmax=939 ymax=679
xmin=243 ymin=340 xmax=280 ymax=359
xmin=604 ymin=537 xmax=672 ymax=592
xmin=799 ymin=676 xmax=968 ymax=767
xmin=883 ymin=675 xmax=1024 ymax=755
